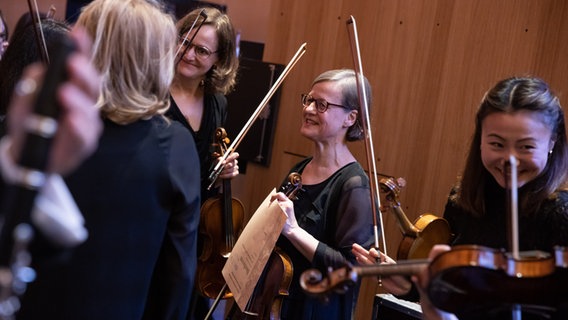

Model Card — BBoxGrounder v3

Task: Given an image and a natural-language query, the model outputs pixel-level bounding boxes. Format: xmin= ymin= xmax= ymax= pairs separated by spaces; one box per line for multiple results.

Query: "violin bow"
xmin=346 ymin=16 xmax=387 ymax=256
xmin=207 ymin=42 xmax=307 ymax=190
xmin=26 ymin=0 xmax=50 ymax=65
xmin=175 ymin=9 xmax=207 ymax=66
xmin=506 ymin=155 xmax=520 ymax=260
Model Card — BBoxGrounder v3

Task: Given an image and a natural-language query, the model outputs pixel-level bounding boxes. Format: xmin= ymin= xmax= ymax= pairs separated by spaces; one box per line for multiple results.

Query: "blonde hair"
xmin=76 ymin=0 xmax=176 ymax=124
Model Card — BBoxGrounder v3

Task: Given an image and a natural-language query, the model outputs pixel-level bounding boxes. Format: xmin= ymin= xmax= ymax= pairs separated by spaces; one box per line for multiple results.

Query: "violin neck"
xmin=222 ymin=178 xmax=234 ymax=247
xmin=390 ymin=205 xmax=420 ymax=237
xmin=223 ymin=178 xmax=232 ymax=200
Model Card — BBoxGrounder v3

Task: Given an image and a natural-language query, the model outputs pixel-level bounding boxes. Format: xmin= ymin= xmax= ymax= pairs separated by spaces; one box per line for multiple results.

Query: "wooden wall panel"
xmin=1 ymin=0 xmax=68 ymax=36
xmin=231 ymin=0 xmax=568 ymax=261
xmin=4 ymin=0 xmax=567 ymax=277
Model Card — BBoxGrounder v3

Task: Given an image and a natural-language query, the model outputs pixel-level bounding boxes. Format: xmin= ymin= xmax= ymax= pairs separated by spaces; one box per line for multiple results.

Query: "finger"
xmin=352 ymin=247 xmax=367 ymax=258
xmin=68 ymin=27 xmax=100 ymax=99
xmin=57 ymin=82 xmax=102 ymax=144
xmin=428 ymin=244 xmax=451 ymax=260
xmin=69 ymin=27 xmax=93 ymax=58
xmin=65 ymin=54 xmax=101 ymax=100
xmin=225 ymin=152 xmax=239 ymax=161
xmin=352 ymin=243 xmax=366 ymax=253
xmin=276 ymin=192 xmax=288 ymax=200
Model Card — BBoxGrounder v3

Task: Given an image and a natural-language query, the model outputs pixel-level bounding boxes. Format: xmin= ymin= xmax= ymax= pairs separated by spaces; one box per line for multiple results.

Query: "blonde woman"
xmin=17 ymin=1 xmax=200 ymax=319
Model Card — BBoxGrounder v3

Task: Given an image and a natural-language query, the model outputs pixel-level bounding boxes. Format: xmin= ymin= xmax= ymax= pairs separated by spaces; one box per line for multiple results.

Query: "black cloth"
xmin=444 ymin=179 xmax=568 ymax=251
xmin=434 ymin=178 xmax=568 ymax=320
xmin=16 ymin=117 xmax=201 ymax=320
xmin=166 ymin=93 xmax=228 ymax=319
xmin=166 ymin=93 xmax=227 ymax=203
xmin=276 ymin=157 xmax=376 ymax=320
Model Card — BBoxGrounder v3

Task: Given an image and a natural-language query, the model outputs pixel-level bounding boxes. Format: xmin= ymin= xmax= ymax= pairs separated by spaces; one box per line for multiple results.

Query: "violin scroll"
xmin=379 ymin=177 xmax=407 ymax=208
xmin=206 ymin=127 xmax=230 ymax=190
xmin=212 ymin=128 xmax=230 ymax=158
xmin=379 ymin=177 xmax=451 ymax=260
xmin=300 ymin=265 xmax=357 ymax=297
xmin=300 ymin=260 xmax=427 ymax=297
xmin=281 ymin=172 xmax=302 ymax=200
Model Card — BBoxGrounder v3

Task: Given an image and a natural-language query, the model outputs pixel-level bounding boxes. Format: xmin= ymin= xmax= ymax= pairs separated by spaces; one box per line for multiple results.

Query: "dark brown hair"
xmin=458 ymin=77 xmax=568 ymax=216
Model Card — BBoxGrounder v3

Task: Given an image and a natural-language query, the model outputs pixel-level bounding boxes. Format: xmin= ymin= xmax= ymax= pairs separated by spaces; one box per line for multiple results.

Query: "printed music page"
xmin=222 ymin=188 xmax=286 ymax=311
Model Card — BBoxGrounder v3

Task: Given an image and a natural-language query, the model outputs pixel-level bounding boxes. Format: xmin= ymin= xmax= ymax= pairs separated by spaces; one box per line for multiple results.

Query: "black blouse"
xmin=445 ymin=179 xmax=568 ymax=252
xmin=276 ymin=157 xmax=376 ymax=320
xmin=166 ymin=93 xmax=227 ymax=202
xmin=438 ymin=178 xmax=568 ymax=320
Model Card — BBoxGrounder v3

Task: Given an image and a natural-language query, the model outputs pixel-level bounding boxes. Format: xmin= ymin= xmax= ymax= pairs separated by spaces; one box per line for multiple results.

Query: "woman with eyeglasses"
xmin=168 ymin=7 xmax=240 ymax=202
xmin=269 ymin=69 xmax=376 ymax=320
xmin=166 ymin=7 xmax=240 ymax=319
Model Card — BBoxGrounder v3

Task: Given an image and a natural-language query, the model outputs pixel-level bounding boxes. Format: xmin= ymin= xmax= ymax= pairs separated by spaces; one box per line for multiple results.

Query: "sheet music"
xmin=222 ymin=188 xmax=286 ymax=311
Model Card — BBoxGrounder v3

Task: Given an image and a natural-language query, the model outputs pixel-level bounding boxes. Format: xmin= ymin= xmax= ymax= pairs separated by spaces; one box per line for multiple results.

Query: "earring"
xmin=549 ymin=149 xmax=553 ymax=155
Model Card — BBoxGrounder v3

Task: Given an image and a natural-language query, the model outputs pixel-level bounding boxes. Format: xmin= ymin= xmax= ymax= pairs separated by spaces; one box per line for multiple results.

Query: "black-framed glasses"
xmin=179 ymin=38 xmax=217 ymax=59
xmin=301 ymin=94 xmax=350 ymax=113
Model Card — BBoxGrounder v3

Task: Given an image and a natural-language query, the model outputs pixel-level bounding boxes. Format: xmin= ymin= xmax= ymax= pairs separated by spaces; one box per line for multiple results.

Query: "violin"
xmin=301 ymin=244 xmax=567 ymax=312
xmin=197 ymin=128 xmax=245 ymax=299
xmin=427 ymin=245 xmax=558 ymax=313
xmin=204 ymin=44 xmax=306 ymax=319
xmin=379 ymin=177 xmax=452 ymax=260
xmin=302 ymin=157 xmax=568 ymax=315
xmin=228 ymin=173 xmax=301 ymax=320
xmin=426 ymin=157 xmax=568 ymax=315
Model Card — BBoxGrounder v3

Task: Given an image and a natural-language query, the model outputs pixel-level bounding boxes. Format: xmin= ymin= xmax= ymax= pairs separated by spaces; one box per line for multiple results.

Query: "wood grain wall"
xmin=1 ymin=1 xmax=67 ymax=37
xmin=231 ymin=0 xmax=568 ymax=260
xmin=3 ymin=0 xmax=566 ymax=278
xmin=2 ymin=0 xmax=567 ymax=317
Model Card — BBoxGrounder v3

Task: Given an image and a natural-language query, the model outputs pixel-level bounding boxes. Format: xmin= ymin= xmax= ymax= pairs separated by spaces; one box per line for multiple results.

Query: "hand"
xmin=351 ymin=243 xmax=413 ymax=296
xmin=411 ymin=244 xmax=457 ymax=320
xmin=50 ymin=27 xmax=102 ymax=174
xmin=270 ymin=191 xmax=298 ymax=237
xmin=7 ymin=27 xmax=102 ymax=176
xmin=352 ymin=242 xmax=394 ymax=264
xmin=270 ymin=191 xmax=318 ymax=261
xmin=218 ymin=151 xmax=239 ymax=180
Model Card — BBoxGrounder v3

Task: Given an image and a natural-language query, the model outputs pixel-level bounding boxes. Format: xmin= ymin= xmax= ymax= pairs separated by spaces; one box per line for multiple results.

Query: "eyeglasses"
xmin=178 ymin=38 xmax=217 ymax=59
xmin=301 ymin=94 xmax=351 ymax=113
